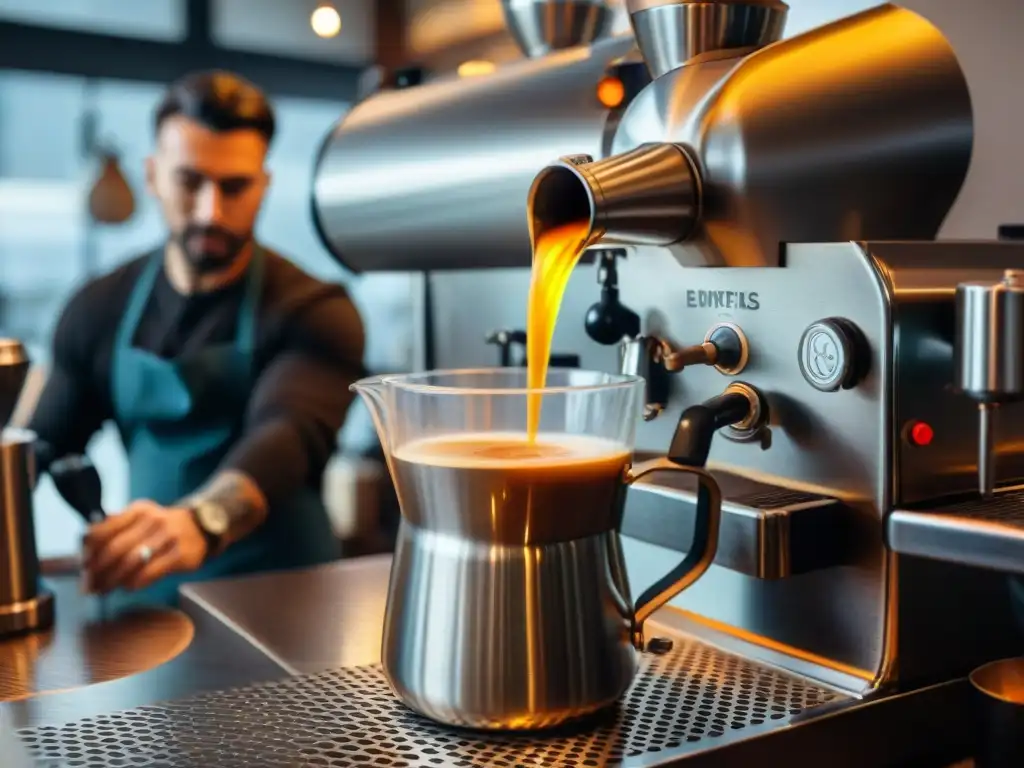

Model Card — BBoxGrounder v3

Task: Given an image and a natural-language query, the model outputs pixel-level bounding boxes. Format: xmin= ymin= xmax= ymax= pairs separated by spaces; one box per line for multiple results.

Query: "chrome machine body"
xmin=310 ymin=0 xmax=1024 ymax=762
xmin=312 ymin=0 xmax=640 ymax=272
xmin=525 ymin=0 xmax=1024 ymax=701
xmin=524 ymin=0 xmax=1024 ymax=689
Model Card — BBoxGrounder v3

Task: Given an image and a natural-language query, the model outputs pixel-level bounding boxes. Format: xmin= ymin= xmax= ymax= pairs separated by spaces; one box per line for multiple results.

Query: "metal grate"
xmin=939 ymin=490 xmax=1024 ymax=525
xmin=18 ymin=637 xmax=843 ymax=767
xmin=733 ymin=487 xmax=825 ymax=510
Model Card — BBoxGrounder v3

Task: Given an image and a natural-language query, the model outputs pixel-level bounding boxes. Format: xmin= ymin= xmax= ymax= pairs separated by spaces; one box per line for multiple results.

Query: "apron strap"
xmin=235 ymin=245 xmax=265 ymax=355
xmin=114 ymin=250 xmax=164 ymax=352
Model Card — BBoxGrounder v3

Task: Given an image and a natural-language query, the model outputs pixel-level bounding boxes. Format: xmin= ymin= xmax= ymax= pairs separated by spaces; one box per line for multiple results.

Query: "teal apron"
xmin=108 ymin=247 xmax=339 ymax=607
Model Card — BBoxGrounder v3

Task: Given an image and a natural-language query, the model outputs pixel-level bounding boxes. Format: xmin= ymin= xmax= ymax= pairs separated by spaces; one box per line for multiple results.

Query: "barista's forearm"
xmin=219 ymin=415 xmax=330 ymax=509
xmin=183 ymin=470 xmax=269 ymax=548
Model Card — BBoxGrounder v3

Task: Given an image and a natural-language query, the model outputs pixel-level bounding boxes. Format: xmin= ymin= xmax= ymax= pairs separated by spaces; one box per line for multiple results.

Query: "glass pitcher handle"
xmin=623 ymin=458 xmax=723 ymax=650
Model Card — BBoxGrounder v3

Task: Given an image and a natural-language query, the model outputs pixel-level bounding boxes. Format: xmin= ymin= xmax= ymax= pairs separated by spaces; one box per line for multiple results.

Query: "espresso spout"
xmin=528 ymin=143 xmax=702 ymax=250
xmin=669 ymin=393 xmax=751 ymax=467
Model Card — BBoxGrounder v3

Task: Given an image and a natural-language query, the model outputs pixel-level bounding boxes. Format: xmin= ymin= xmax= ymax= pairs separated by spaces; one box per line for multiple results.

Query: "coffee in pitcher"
xmin=392 ymin=432 xmax=631 ymax=539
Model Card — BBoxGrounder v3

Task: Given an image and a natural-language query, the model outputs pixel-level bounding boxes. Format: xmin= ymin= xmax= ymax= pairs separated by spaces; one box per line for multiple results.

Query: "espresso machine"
xmin=0 ymin=339 xmax=53 ymax=638
xmin=308 ymin=0 xmax=1024 ymax=762
xmin=10 ymin=1 xmax=1024 ymax=766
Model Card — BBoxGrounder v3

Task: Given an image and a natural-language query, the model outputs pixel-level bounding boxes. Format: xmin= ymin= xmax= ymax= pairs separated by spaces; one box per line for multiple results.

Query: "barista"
xmin=28 ymin=70 xmax=365 ymax=606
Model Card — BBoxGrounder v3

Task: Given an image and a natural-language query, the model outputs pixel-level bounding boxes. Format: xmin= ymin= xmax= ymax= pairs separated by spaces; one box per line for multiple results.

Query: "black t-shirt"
xmin=29 ymin=247 xmax=366 ymax=509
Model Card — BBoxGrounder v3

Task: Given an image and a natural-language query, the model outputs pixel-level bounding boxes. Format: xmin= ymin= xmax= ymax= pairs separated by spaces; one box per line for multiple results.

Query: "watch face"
xmin=196 ymin=502 xmax=230 ymax=536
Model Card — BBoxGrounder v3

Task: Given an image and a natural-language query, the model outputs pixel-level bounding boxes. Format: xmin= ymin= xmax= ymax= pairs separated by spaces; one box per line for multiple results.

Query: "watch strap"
xmin=189 ymin=504 xmax=226 ymax=562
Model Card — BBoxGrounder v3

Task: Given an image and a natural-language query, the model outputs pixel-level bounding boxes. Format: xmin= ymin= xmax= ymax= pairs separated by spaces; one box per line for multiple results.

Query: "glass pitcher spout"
xmin=350 ymin=375 xmax=392 ymax=458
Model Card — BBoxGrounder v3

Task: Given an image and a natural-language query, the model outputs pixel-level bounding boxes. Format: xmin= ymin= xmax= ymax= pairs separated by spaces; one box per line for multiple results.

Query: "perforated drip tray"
xmin=18 ymin=637 xmax=847 ymax=767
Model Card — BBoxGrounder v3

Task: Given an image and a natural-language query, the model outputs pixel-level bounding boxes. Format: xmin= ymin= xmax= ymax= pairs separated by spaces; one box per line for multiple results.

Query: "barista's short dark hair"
xmin=155 ymin=70 xmax=276 ymax=144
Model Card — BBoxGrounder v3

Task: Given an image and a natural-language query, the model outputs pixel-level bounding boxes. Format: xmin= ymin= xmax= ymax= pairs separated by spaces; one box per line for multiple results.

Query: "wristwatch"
xmin=189 ymin=500 xmax=230 ymax=560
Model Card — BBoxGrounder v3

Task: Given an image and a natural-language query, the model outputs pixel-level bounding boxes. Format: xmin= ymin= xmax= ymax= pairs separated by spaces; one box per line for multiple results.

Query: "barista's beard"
xmin=173 ymin=225 xmax=252 ymax=276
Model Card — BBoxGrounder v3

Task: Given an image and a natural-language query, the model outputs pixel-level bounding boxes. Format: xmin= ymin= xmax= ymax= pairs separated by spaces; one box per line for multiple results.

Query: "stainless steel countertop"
xmin=179 ymin=553 xmax=392 ymax=674
xmin=0 ymin=573 xmax=287 ymax=730
xmin=2 ymin=555 xmax=393 ymax=732
xmin=0 ymin=578 xmax=194 ymax=703
xmin=177 ymin=555 xmax=978 ymax=768
xmin=6 ymin=556 xmax=978 ymax=766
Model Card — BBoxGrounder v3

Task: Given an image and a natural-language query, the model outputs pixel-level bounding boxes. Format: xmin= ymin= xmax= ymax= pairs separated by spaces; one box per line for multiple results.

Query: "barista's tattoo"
xmin=182 ymin=470 xmax=269 ymax=550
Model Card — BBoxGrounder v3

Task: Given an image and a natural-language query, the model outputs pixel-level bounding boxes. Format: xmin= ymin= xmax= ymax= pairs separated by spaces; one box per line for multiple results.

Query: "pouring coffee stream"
xmin=525 ymin=219 xmax=597 ymax=439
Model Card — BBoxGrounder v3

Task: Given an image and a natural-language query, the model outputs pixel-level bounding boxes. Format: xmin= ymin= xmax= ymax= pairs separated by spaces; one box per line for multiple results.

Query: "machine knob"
xmin=704 ymin=323 xmax=748 ymax=375
xmin=797 ymin=318 xmax=868 ymax=392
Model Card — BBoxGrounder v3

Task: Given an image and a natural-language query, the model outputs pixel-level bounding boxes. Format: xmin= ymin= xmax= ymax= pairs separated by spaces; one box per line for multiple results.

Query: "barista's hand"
xmin=81 ymin=501 xmax=208 ymax=594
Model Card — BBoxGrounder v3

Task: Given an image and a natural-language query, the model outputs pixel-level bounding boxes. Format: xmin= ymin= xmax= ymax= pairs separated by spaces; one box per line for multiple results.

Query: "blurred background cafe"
xmin=0 ymin=0 xmax=428 ymax=562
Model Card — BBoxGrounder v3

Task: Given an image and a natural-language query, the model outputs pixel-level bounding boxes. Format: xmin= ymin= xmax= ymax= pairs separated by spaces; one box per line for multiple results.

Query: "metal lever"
xmin=661 ymin=340 xmax=718 ymax=372
xmin=621 ymin=324 xmax=749 ymax=420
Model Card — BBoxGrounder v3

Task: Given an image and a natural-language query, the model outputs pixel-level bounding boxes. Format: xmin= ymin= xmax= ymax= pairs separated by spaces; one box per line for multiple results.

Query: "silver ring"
xmin=137 ymin=544 xmax=153 ymax=564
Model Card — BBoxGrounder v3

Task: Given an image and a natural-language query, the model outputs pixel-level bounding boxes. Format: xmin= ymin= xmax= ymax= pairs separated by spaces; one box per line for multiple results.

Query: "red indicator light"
xmin=908 ymin=421 xmax=934 ymax=447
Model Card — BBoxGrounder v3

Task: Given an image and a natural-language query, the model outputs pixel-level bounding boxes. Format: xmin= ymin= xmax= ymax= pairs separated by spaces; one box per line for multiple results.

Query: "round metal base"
xmin=0 ymin=590 xmax=55 ymax=638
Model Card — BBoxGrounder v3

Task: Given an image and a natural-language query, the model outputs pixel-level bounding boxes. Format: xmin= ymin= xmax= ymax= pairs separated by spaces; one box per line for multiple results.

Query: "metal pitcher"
xmin=352 ymin=367 xmax=722 ymax=730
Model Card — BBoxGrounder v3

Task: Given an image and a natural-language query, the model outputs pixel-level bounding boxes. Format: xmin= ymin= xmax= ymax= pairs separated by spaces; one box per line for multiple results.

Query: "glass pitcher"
xmin=351 ymin=367 xmax=722 ymax=730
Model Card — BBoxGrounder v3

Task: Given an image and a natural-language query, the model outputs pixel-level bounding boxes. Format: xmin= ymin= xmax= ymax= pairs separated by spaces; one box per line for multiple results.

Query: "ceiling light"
xmin=457 ymin=60 xmax=497 ymax=78
xmin=311 ymin=4 xmax=342 ymax=38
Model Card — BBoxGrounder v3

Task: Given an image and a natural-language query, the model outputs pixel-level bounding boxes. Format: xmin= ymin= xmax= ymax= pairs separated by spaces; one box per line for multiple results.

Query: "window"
xmin=212 ymin=0 xmax=373 ymax=65
xmin=0 ymin=0 xmax=185 ymax=41
xmin=0 ymin=71 xmax=88 ymax=353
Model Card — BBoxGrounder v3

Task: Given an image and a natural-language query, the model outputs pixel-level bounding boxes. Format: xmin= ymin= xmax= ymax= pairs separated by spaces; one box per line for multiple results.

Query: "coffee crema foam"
xmin=393 ymin=432 xmax=630 ymax=470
